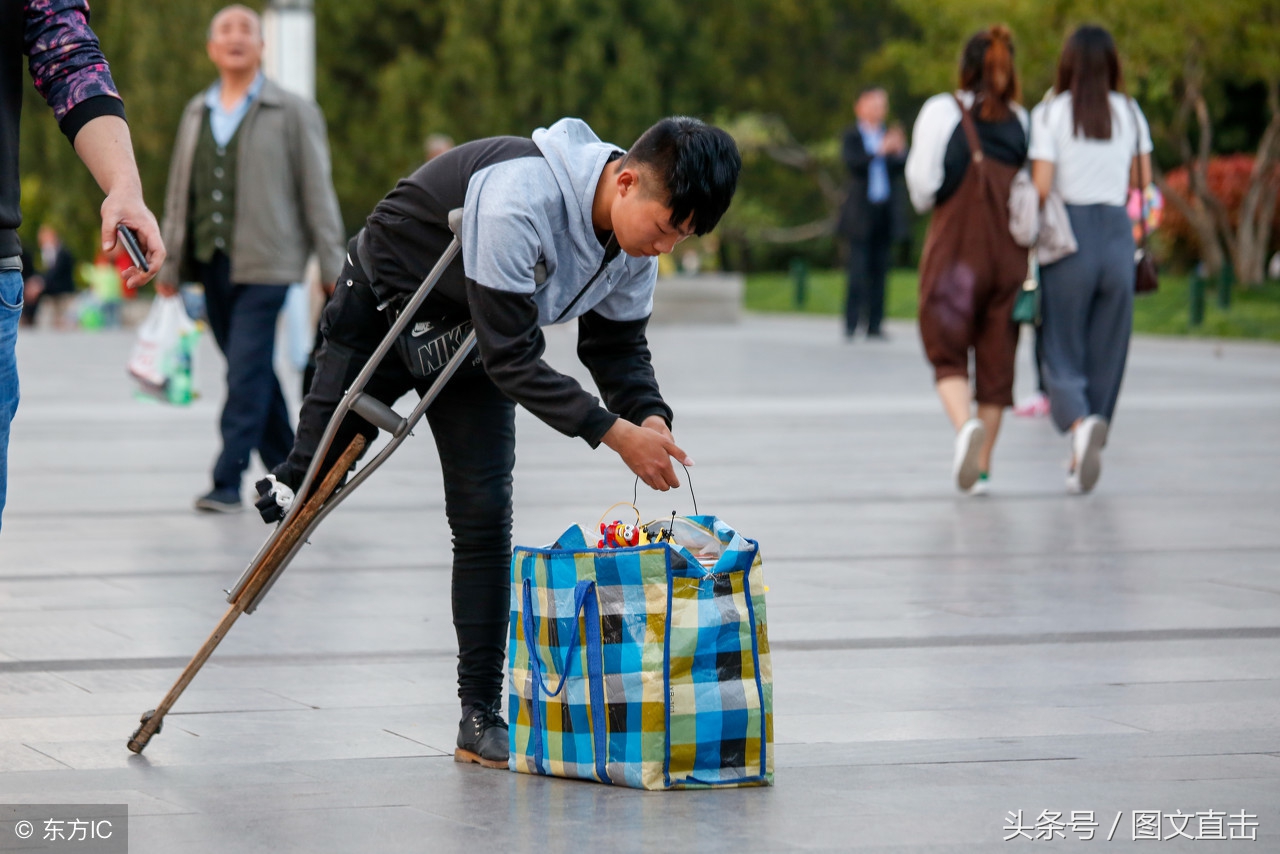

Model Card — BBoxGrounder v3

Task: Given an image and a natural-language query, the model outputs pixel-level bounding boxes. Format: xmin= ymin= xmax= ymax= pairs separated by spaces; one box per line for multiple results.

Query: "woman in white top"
xmin=1029 ymin=25 xmax=1153 ymax=494
xmin=905 ymin=25 xmax=1029 ymax=495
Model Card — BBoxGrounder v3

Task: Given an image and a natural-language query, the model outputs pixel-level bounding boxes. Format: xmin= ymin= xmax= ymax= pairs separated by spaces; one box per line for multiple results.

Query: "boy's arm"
xmin=465 ymin=278 xmax=619 ymax=446
xmin=575 ymin=310 xmax=672 ymax=429
xmin=468 ymin=281 xmax=686 ymax=490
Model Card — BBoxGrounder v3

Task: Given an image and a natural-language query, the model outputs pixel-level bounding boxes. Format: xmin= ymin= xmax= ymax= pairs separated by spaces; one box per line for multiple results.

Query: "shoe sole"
xmin=194 ymin=499 xmax=242 ymax=514
xmin=1076 ymin=418 xmax=1108 ymax=493
xmin=953 ymin=421 xmax=985 ymax=491
xmin=454 ymin=748 xmax=508 ymax=769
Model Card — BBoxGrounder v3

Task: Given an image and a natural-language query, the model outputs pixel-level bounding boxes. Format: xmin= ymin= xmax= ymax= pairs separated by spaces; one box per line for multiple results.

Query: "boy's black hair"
xmin=620 ymin=117 xmax=741 ymax=236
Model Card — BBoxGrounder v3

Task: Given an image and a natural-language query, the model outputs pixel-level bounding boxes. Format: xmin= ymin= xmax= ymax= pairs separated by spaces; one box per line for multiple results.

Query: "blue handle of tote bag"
xmin=521 ymin=577 xmax=612 ymax=784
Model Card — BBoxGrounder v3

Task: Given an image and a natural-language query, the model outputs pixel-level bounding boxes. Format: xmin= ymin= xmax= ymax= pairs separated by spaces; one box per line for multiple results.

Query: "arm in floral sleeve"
xmin=24 ymin=0 xmax=164 ymax=286
xmin=24 ymin=0 xmax=127 ymax=144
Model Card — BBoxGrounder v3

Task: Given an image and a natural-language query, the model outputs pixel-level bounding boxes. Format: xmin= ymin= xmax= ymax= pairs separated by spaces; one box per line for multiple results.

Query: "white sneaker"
xmin=952 ymin=419 xmax=985 ymax=492
xmin=1068 ymin=415 xmax=1108 ymax=493
xmin=966 ymin=472 xmax=990 ymax=496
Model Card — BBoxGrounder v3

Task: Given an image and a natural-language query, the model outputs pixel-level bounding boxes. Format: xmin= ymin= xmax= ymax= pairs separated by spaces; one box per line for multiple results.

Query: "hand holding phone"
xmin=116 ymin=224 xmax=150 ymax=273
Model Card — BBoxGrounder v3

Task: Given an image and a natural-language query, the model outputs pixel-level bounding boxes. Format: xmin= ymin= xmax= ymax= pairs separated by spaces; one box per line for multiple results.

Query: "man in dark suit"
xmin=838 ymin=87 xmax=907 ymax=340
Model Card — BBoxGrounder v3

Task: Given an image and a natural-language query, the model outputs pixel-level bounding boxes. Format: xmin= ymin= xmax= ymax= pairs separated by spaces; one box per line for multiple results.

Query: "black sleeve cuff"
xmin=580 ymin=409 xmax=620 ymax=449
xmin=61 ymin=95 xmax=127 ymax=145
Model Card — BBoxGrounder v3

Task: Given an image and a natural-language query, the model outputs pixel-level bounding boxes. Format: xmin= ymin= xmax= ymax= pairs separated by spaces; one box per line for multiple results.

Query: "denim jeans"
xmin=279 ymin=271 xmax=515 ymax=708
xmin=197 ymin=253 xmax=294 ymax=492
xmin=0 ymin=269 xmax=23 ymax=531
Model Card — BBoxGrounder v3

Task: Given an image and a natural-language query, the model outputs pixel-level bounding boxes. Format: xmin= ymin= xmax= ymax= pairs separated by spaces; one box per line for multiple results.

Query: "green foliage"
xmin=873 ymin=0 xmax=1277 ymax=171
xmin=14 ymin=0 xmax=916 ymax=268
xmin=744 ymin=268 xmax=1280 ymax=341
xmin=17 ymin=0 xmax=1270 ymax=280
xmin=314 ymin=0 xmax=912 ymax=233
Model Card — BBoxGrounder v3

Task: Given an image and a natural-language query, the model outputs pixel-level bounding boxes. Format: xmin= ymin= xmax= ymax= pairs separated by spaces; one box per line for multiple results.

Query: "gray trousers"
xmin=1039 ymin=204 xmax=1134 ymax=433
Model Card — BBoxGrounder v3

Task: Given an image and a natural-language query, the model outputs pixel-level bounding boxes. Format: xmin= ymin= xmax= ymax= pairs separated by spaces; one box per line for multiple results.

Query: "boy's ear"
xmin=616 ymin=165 xmax=640 ymax=196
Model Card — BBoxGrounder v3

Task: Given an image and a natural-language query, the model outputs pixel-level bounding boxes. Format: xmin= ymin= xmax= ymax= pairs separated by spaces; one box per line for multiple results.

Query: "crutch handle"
xmin=349 ymin=392 xmax=408 ymax=437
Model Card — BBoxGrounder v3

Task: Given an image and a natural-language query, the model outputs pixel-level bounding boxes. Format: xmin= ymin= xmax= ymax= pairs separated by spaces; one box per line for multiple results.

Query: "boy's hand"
xmin=602 ymin=418 xmax=691 ymax=491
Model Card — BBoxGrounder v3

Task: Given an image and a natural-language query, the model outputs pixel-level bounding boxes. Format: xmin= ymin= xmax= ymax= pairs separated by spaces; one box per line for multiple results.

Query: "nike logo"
xmin=411 ymin=322 xmax=433 ymax=337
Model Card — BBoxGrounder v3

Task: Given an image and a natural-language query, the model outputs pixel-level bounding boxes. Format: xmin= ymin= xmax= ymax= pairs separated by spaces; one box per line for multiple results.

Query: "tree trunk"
xmin=1159 ymin=171 xmax=1227 ymax=276
xmin=1166 ymin=60 xmax=1231 ymax=278
xmin=1233 ymin=79 xmax=1280 ymax=287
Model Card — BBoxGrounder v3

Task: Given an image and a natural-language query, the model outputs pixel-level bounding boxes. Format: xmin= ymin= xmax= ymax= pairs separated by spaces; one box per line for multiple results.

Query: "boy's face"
xmin=611 ymin=167 xmax=693 ymax=258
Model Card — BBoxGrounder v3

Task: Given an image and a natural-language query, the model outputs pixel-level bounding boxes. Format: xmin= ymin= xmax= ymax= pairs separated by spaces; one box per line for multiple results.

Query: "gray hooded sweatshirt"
xmin=352 ymin=118 xmax=670 ymax=446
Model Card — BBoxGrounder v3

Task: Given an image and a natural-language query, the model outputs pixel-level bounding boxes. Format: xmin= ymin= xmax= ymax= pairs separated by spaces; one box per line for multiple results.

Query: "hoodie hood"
xmin=532 ymin=118 xmax=623 ymax=261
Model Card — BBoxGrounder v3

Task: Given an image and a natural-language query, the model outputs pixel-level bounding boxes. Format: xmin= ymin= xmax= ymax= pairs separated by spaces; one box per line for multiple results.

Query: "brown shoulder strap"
xmin=952 ymin=93 xmax=983 ymax=163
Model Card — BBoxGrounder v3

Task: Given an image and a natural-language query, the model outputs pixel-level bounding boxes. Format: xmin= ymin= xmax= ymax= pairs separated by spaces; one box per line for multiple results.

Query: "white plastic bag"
xmin=127 ymin=295 xmax=198 ymax=404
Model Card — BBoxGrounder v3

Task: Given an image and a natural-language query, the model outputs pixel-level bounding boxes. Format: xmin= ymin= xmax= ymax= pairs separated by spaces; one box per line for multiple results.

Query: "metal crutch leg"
xmin=127 ymin=210 xmax=472 ymax=754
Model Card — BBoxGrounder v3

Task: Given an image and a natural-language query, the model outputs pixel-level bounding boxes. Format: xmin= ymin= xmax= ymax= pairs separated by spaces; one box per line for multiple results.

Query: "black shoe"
xmin=194 ymin=487 xmax=242 ymax=514
xmin=454 ymin=701 xmax=509 ymax=769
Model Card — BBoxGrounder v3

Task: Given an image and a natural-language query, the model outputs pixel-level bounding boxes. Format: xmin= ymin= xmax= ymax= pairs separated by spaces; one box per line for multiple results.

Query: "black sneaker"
xmin=455 ymin=701 xmax=509 ymax=769
xmin=194 ymin=487 xmax=242 ymax=514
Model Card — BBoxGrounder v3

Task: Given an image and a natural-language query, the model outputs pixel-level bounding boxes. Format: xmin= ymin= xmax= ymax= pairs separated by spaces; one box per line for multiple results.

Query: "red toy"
xmin=598 ymin=520 xmax=640 ymax=549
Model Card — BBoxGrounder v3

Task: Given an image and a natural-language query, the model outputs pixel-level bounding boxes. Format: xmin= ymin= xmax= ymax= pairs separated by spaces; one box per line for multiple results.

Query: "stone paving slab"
xmin=1 ymin=312 xmax=1278 ymax=852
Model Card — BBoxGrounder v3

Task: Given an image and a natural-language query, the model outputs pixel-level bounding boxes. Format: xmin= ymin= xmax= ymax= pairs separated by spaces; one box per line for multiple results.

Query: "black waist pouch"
xmin=392 ymin=304 xmax=483 ymax=380
xmin=353 ymin=228 xmax=484 ymax=382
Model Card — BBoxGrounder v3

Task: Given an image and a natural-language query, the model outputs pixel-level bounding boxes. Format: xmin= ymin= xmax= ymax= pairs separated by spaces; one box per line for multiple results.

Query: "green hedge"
xmin=744 ymin=268 xmax=1280 ymax=342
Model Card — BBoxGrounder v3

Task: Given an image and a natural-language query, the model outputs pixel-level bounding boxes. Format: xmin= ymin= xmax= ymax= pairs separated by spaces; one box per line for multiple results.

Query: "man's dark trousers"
xmin=199 ymin=251 xmax=294 ymax=492
xmin=844 ymin=200 xmax=892 ymax=338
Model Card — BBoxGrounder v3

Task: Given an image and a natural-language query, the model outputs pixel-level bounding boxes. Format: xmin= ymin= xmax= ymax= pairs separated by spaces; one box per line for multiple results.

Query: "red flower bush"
xmin=1162 ymin=154 xmax=1280 ymax=264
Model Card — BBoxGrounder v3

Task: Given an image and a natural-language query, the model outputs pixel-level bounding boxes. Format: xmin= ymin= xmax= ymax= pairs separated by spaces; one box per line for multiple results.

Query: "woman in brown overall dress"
xmin=904 ymin=26 xmax=1029 ymax=494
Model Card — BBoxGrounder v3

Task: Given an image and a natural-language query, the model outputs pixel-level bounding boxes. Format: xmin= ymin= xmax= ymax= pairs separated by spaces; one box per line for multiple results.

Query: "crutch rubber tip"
xmin=127 ymin=709 xmax=161 ymax=753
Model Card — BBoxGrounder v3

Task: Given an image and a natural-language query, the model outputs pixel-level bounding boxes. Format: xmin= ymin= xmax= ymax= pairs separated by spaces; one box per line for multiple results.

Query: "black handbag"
xmin=1134 ymin=243 xmax=1158 ymax=294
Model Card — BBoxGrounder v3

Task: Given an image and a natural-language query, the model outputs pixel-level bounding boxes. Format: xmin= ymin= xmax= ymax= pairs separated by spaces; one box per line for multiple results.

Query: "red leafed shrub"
xmin=1162 ymin=154 xmax=1280 ymax=262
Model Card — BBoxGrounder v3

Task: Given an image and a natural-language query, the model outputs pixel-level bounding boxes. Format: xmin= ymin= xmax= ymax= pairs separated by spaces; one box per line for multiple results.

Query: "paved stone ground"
xmin=2 ymin=311 xmax=1278 ymax=853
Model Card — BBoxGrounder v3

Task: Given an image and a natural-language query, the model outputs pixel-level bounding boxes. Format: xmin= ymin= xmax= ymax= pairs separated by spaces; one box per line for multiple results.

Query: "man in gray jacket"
xmin=159 ymin=4 xmax=344 ymax=513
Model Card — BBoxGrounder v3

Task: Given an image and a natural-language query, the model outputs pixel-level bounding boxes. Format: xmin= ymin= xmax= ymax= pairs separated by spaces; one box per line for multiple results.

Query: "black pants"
xmin=199 ymin=252 xmax=294 ymax=491
xmin=276 ymin=267 xmax=515 ymax=709
xmin=843 ymin=202 xmax=892 ymax=337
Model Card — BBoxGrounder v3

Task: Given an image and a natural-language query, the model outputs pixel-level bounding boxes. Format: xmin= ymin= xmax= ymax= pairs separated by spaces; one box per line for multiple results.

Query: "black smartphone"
xmin=116 ymin=224 xmax=149 ymax=273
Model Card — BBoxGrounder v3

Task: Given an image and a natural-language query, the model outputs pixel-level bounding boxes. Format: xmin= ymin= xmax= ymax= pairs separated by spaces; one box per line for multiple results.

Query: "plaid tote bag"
xmin=508 ymin=515 xmax=773 ymax=790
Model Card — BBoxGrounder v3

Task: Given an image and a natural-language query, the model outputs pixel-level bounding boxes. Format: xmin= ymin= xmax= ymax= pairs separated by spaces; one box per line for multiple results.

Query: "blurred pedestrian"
xmin=27 ymin=225 xmax=76 ymax=329
xmin=1 ymin=0 xmax=164 ymax=531
xmin=905 ymin=25 xmax=1028 ymax=494
xmin=158 ymin=4 xmax=345 ymax=513
xmin=838 ymin=87 xmax=907 ymax=341
xmin=81 ymin=248 xmax=124 ymax=328
xmin=424 ymin=132 xmax=455 ymax=162
xmin=1030 ymin=25 xmax=1152 ymax=493
xmin=18 ymin=249 xmax=41 ymax=328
